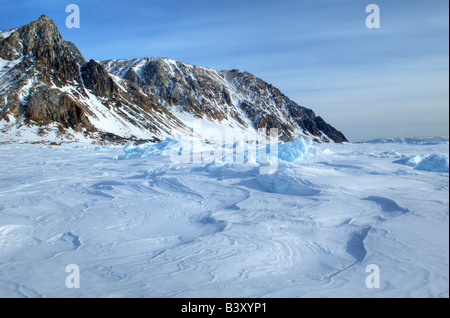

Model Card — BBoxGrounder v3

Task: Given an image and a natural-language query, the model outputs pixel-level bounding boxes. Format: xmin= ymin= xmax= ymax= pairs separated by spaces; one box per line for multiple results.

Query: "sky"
xmin=0 ymin=0 xmax=448 ymax=141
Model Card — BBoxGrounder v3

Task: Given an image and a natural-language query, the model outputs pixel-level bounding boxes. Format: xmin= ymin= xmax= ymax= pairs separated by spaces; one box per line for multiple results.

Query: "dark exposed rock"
xmin=0 ymin=15 xmax=86 ymax=87
xmin=81 ymin=60 xmax=118 ymax=99
xmin=314 ymin=116 xmax=348 ymax=143
xmin=24 ymin=86 xmax=93 ymax=131
xmin=0 ymin=15 xmax=92 ymax=133
xmin=98 ymin=132 xmax=161 ymax=145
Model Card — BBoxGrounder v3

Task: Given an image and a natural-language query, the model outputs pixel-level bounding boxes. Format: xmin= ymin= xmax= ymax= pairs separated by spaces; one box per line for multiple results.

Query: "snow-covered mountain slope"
xmin=100 ymin=57 xmax=347 ymax=143
xmin=0 ymin=15 xmax=347 ymax=144
xmin=0 ymin=16 xmax=190 ymax=143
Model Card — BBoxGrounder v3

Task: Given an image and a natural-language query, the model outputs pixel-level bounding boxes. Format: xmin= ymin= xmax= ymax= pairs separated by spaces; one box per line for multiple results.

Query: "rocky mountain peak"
xmin=0 ymin=16 xmax=90 ymax=132
xmin=37 ymin=14 xmax=54 ymax=24
xmin=0 ymin=15 xmax=85 ymax=67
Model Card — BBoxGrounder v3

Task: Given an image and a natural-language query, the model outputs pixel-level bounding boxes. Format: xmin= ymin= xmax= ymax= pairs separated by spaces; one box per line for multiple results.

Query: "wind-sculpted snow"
xmin=0 ymin=142 xmax=448 ymax=297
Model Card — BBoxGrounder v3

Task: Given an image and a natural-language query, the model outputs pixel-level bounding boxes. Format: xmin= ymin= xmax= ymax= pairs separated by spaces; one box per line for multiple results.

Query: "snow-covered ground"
xmin=0 ymin=140 xmax=448 ymax=298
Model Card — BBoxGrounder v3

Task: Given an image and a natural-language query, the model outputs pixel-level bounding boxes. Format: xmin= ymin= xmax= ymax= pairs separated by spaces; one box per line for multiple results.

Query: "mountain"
xmin=0 ymin=15 xmax=348 ymax=144
xmin=362 ymin=136 xmax=449 ymax=145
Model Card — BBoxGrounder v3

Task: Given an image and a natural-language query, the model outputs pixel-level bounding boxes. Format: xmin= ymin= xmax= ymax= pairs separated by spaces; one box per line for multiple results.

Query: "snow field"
xmin=0 ymin=141 xmax=448 ymax=297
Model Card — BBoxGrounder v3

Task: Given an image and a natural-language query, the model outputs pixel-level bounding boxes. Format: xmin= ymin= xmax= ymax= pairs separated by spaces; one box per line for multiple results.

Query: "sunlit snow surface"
xmin=0 ymin=141 xmax=448 ymax=298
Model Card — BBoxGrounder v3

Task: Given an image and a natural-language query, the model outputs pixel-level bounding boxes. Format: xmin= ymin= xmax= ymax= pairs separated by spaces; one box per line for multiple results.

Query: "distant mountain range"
xmin=0 ymin=15 xmax=348 ymax=144
xmin=362 ymin=137 xmax=449 ymax=145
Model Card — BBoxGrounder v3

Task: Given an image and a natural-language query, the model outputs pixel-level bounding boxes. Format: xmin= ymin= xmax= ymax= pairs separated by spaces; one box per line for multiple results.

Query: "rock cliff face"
xmin=0 ymin=16 xmax=89 ymax=131
xmin=0 ymin=15 xmax=348 ymax=143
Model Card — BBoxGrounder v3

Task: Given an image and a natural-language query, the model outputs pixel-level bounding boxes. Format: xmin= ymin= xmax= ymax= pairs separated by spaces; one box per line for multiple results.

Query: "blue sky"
xmin=1 ymin=0 xmax=448 ymax=141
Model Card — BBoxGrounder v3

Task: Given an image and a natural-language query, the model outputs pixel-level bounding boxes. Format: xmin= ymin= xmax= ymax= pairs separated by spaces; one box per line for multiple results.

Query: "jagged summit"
xmin=0 ymin=16 xmax=347 ymax=144
xmin=37 ymin=14 xmax=53 ymax=22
